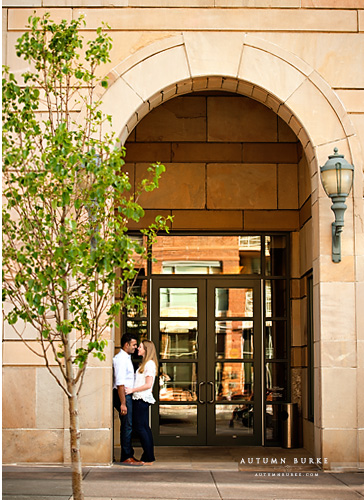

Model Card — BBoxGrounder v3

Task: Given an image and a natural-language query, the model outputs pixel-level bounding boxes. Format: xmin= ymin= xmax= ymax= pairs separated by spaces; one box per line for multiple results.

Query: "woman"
xmin=125 ymin=340 xmax=158 ymax=465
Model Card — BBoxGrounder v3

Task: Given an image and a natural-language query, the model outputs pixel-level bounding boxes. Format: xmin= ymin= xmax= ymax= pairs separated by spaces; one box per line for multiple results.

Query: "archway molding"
xmin=96 ymin=32 xmax=361 ymax=184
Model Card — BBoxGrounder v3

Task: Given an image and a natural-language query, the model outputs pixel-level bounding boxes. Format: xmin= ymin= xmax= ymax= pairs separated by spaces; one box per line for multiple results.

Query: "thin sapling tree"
xmin=2 ymin=14 xmax=170 ymax=500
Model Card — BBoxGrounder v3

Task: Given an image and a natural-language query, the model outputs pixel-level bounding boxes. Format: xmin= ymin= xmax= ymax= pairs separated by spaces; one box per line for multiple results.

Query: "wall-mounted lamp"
xmin=320 ymin=148 xmax=354 ymax=263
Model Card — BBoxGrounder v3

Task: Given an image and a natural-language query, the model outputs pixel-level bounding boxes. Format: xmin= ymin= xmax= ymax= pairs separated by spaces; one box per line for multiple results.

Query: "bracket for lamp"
xmin=330 ymin=194 xmax=347 ymax=263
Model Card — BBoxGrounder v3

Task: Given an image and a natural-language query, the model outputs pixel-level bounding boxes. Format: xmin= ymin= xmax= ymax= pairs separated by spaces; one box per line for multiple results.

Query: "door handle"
xmin=198 ymin=381 xmax=205 ymax=404
xmin=207 ymin=381 xmax=215 ymax=404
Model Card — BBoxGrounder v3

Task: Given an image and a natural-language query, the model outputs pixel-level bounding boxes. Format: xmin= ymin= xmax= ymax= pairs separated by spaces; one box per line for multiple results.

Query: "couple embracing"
xmin=113 ymin=334 xmax=158 ymax=466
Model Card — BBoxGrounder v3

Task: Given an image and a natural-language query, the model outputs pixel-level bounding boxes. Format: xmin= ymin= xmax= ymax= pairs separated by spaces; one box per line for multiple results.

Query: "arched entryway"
xmin=97 ymin=33 xmax=362 ymax=470
xmin=114 ymin=88 xmax=307 ymax=450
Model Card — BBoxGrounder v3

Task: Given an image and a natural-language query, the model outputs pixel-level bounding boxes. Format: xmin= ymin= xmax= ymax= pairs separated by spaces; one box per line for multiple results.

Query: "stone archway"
xmin=99 ymin=33 xmax=363 ymax=470
xmin=97 ymin=33 xmax=360 ymax=174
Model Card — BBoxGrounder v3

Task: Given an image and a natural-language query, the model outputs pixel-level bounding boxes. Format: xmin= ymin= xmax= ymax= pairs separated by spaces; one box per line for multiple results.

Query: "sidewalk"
xmin=3 ymin=447 xmax=364 ymax=500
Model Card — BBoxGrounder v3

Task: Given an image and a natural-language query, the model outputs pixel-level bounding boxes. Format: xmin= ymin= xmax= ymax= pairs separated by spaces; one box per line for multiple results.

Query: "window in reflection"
xmin=216 ymin=404 xmax=254 ymax=435
xmin=215 ymin=288 xmax=253 ymax=318
xmin=126 ymin=320 xmax=148 ymax=343
xmin=159 ymin=362 xmax=197 ymax=401
xmin=160 ymin=288 xmax=198 ymax=317
xmin=265 ymin=235 xmax=287 ymax=276
xmin=159 ymin=405 xmax=197 ymax=435
xmin=215 ymin=321 xmax=253 ymax=359
xmin=215 ymin=362 xmax=254 ymax=401
xmin=265 ymin=321 xmax=287 ymax=359
xmin=162 ymin=261 xmax=221 ymax=274
xmin=265 ymin=280 xmax=287 ymax=318
xmin=160 ymin=321 xmax=198 ymax=359
xmin=152 ymin=235 xmax=261 ymax=275
xmin=126 ymin=279 xmax=148 ymax=318
xmin=238 ymin=236 xmax=261 ymax=274
xmin=265 ymin=404 xmax=281 ymax=442
xmin=266 ymin=362 xmax=287 ymax=401
xmin=129 ymin=234 xmax=149 ymax=276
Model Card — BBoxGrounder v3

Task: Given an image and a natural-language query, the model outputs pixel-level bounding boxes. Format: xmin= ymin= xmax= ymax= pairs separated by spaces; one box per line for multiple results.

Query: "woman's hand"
xmin=125 ymin=387 xmax=134 ymax=395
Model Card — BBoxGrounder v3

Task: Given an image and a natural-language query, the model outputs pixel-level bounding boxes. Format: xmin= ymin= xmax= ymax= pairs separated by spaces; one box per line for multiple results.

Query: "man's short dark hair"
xmin=120 ymin=333 xmax=137 ymax=349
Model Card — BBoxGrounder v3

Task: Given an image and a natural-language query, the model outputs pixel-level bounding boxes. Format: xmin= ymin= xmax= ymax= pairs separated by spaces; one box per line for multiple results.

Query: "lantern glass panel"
xmin=321 ymin=169 xmax=339 ymax=196
xmin=321 ymin=165 xmax=353 ymax=196
xmin=339 ymin=169 xmax=354 ymax=195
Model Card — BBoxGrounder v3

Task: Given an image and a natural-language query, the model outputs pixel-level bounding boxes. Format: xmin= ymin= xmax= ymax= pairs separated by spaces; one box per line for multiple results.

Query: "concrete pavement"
xmin=2 ymin=447 xmax=364 ymax=500
xmin=3 ymin=465 xmax=364 ymax=500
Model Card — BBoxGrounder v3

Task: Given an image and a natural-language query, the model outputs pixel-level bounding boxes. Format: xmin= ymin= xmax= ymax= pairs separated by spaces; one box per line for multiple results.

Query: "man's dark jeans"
xmin=113 ymin=389 xmax=134 ymax=462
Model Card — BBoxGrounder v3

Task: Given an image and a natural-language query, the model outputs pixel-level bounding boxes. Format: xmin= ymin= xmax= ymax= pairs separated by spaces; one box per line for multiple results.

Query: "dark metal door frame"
xmin=151 ymin=278 xmax=207 ymax=446
xmin=206 ymin=278 xmax=262 ymax=446
xmin=151 ymin=276 xmax=263 ymax=446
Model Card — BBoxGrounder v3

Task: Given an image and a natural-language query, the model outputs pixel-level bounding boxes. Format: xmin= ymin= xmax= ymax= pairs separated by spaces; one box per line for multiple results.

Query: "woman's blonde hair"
xmin=139 ymin=340 xmax=158 ymax=373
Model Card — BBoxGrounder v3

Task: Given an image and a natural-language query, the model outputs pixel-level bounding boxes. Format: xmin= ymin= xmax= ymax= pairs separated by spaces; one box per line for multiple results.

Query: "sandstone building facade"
xmin=2 ymin=0 xmax=364 ymax=470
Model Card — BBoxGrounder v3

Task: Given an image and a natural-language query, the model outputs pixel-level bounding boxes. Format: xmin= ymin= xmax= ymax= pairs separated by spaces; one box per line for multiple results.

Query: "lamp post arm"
xmin=330 ymin=194 xmax=348 ymax=263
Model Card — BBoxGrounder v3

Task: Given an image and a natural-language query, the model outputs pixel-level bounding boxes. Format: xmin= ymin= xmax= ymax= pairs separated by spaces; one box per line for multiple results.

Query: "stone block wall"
xmin=126 ymin=93 xmax=304 ymax=232
xmin=2 ymin=342 xmax=113 ymax=464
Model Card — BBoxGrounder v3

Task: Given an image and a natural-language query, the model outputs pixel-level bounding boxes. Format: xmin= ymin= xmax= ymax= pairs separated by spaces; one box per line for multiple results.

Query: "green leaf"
xmin=38 ymin=305 xmax=45 ymax=315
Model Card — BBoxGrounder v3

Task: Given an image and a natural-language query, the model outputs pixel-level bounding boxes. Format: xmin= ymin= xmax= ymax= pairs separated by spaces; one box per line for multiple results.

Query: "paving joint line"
xmin=330 ymin=472 xmax=364 ymax=499
xmin=83 ymin=468 xmax=92 ymax=481
xmin=210 ymin=470 xmax=223 ymax=500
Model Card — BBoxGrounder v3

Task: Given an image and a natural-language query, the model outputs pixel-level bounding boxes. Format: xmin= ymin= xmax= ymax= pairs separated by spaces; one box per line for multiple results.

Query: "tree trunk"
xmin=65 ymin=334 xmax=84 ymax=500
xmin=63 ymin=282 xmax=84 ymax=500
xmin=68 ymin=387 xmax=84 ymax=500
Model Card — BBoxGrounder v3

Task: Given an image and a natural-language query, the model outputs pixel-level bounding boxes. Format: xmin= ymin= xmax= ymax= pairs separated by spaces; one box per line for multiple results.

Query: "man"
xmin=113 ymin=333 xmax=143 ymax=465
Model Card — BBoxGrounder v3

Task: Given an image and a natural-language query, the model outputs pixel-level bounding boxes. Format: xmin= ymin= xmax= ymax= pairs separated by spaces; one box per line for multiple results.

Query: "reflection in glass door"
xmin=206 ymin=280 xmax=262 ymax=445
xmin=151 ymin=278 xmax=262 ymax=445
xmin=152 ymin=280 xmax=206 ymax=445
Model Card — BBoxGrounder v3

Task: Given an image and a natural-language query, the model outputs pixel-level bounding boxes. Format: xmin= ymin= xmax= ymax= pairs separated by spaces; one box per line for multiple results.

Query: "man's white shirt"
xmin=113 ymin=349 xmax=135 ymax=389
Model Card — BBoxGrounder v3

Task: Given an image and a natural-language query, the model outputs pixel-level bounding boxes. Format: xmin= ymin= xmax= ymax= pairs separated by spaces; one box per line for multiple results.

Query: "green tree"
xmin=2 ymin=14 xmax=170 ymax=500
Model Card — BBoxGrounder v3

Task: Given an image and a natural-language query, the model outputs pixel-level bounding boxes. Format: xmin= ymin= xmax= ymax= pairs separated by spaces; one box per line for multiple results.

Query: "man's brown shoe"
xmin=121 ymin=457 xmax=144 ymax=466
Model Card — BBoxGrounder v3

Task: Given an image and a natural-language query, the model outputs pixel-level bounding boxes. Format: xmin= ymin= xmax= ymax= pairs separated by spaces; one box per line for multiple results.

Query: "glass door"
xmin=151 ymin=277 xmax=262 ymax=446
xmin=206 ymin=279 xmax=262 ymax=445
xmin=151 ymin=279 xmax=207 ymax=445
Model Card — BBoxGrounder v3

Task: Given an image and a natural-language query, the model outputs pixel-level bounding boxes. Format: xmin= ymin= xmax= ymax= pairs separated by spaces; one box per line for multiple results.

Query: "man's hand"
xmin=120 ymin=404 xmax=127 ymax=416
